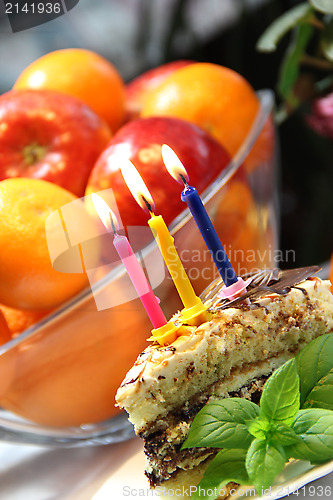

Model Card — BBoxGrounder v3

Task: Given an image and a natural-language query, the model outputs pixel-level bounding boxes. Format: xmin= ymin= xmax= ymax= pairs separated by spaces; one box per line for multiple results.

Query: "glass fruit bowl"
xmin=0 ymin=89 xmax=279 ymax=446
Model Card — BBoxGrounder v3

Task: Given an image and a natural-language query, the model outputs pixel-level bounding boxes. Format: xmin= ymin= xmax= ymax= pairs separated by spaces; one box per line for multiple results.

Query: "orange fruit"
xmin=141 ymin=62 xmax=260 ymax=159
xmin=14 ymin=48 xmax=125 ymax=133
xmin=0 ymin=305 xmax=52 ymax=338
xmin=0 ymin=309 xmax=11 ymax=346
xmin=0 ymin=178 xmax=99 ymax=310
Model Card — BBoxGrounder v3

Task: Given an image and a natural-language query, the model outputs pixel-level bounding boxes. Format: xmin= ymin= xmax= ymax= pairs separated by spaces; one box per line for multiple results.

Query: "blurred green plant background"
xmin=0 ymin=0 xmax=332 ymax=268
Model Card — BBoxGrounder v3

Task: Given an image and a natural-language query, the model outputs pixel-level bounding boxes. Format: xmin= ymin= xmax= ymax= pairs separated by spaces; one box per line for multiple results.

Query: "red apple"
xmin=85 ymin=116 xmax=231 ymax=228
xmin=125 ymin=60 xmax=193 ymax=121
xmin=0 ymin=89 xmax=112 ymax=197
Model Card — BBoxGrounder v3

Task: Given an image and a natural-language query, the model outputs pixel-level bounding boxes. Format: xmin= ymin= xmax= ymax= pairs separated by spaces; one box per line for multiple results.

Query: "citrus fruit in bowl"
xmin=14 ymin=48 xmax=126 ymax=133
xmin=0 ymin=178 xmax=99 ymax=310
xmin=141 ymin=62 xmax=260 ymax=159
xmin=0 ymin=304 xmax=52 ymax=338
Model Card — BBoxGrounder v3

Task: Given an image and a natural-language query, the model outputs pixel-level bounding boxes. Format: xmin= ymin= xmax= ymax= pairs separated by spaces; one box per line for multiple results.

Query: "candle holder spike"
xmin=148 ymin=321 xmax=180 ymax=346
xmin=180 ymin=301 xmax=209 ymax=326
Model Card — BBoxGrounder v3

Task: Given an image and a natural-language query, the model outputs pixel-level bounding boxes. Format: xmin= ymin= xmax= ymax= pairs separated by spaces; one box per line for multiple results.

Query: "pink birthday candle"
xmin=91 ymin=193 xmax=167 ymax=329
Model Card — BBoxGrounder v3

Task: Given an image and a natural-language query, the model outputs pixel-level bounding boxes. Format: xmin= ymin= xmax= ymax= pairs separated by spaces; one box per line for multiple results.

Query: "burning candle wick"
xmin=142 ymin=195 xmax=154 ymax=215
xmin=109 ymin=213 xmax=117 ymax=234
xmin=179 ymin=174 xmax=188 ymax=187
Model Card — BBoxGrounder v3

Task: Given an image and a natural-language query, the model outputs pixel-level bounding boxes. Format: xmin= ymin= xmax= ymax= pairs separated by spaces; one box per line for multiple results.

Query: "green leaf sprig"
xmin=181 ymin=334 xmax=333 ymax=498
xmin=256 ymin=1 xmax=333 ymax=119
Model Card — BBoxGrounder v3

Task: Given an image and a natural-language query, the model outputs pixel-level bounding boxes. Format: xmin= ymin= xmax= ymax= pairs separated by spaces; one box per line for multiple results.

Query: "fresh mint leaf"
xmin=182 ymin=398 xmax=259 ymax=450
xmin=310 ymin=0 xmax=333 ymax=14
xmin=270 ymin=424 xmax=301 ymax=447
xmin=247 ymin=418 xmax=271 ymax=440
xmin=246 ymin=438 xmax=286 ymax=493
xmin=256 ymin=3 xmax=311 ymax=52
xmin=296 ymin=334 xmax=333 ymax=406
xmin=190 ymin=449 xmax=249 ymax=500
xmin=247 ymin=419 xmax=300 ymax=445
xmin=260 ymin=358 xmax=300 ymax=425
xmin=303 ymin=369 xmax=333 ymax=410
xmin=288 ymin=409 xmax=333 ymax=463
xmin=183 ymin=337 xmax=333 ymax=497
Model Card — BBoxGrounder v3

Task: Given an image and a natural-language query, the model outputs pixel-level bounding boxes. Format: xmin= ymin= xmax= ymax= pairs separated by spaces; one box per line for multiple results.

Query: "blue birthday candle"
xmin=161 ymin=144 xmax=239 ymax=288
xmin=180 ymin=183 xmax=238 ymax=287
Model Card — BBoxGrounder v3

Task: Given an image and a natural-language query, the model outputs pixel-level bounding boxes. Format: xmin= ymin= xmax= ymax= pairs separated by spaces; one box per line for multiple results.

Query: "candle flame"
xmin=120 ymin=159 xmax=156 ymax=213
xmin=161 ymin=144 xmax=189 ymax=185
xmin=91 ymin=193 xmax=119 ymax=232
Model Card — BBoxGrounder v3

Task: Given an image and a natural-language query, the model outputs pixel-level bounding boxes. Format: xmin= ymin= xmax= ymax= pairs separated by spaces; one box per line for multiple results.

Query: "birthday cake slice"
xmin=116 ymin=269 xmax=333 ymax=493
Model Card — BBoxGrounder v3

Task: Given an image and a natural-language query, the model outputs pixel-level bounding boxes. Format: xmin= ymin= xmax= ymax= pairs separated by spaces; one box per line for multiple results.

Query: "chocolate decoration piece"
xmin=200 ymin=266 xmax=321 ymax=311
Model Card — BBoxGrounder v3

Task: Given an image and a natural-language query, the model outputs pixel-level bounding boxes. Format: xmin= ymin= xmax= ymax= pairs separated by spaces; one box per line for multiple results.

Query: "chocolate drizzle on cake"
xmin=201 ymin=265 xmax=321 ymax=311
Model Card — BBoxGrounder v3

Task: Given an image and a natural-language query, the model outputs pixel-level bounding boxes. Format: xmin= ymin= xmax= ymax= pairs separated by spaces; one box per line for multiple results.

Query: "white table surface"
xmin=0 ymin=436 xmax=332 ymax=500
